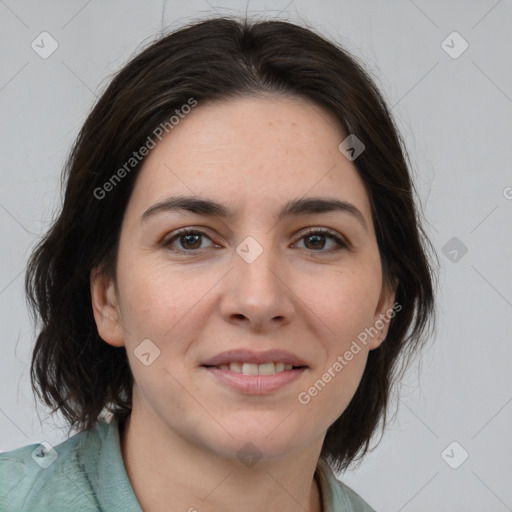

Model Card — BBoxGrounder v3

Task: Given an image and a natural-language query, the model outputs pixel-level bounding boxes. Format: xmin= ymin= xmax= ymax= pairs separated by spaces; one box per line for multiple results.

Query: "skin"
xmin=91 ymin=94 xmax=395 ymax=512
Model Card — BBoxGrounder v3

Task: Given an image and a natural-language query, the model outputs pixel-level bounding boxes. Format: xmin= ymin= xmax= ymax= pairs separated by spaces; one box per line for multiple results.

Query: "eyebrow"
xmin=141 ymin=195 xmax=367 ymax=231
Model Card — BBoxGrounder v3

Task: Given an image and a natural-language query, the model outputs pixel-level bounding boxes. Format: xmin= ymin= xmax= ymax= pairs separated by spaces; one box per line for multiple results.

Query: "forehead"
xmin=125 ymin=95 xmax=373 ymax=226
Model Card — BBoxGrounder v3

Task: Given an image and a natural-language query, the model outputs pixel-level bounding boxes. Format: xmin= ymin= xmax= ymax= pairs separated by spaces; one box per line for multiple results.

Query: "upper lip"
xmin=202 ymin=349 xmax=308 ymax=367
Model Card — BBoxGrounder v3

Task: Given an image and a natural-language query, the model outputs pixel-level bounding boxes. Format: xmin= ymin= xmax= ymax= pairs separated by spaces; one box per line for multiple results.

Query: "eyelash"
xmin=163 ymin=227 xmax=347 ymax=254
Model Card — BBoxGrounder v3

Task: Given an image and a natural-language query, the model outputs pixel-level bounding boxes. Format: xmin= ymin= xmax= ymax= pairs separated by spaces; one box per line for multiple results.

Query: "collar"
xmin=78 ymin=416 xmax=143 ymax=511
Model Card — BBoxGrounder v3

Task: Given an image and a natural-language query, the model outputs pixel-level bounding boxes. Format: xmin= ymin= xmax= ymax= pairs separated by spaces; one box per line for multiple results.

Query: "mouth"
xmin=201 ymin=349 xmax=309 ymax=394
xmin=202 ymin=361 xmax=307 ymax=375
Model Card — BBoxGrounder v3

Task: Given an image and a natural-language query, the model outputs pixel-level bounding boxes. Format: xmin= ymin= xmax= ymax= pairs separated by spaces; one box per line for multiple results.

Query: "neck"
xmin=119 ymin=407 xmax=324 ymax=512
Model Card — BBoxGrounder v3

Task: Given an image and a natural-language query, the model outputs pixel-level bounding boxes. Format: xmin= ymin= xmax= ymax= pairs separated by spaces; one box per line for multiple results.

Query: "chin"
xmin=210 ymin=419 xmax=309 ymax=461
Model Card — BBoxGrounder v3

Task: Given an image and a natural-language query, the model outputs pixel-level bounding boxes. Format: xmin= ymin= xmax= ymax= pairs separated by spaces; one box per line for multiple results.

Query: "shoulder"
xmin=316 ymin=458 xmax=377 ymax=512
xmin=0 ymin=421 xmax=112 ymax=512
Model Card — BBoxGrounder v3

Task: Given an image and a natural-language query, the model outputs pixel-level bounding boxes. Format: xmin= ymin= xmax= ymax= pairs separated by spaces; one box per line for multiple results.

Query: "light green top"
xmin=0 ymin=417 xmax=376 ymax=511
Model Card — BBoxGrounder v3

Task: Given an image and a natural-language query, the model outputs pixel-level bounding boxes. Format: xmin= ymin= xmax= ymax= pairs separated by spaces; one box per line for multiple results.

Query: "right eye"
xmin=163 ymin=229 xmax=215 ymax=252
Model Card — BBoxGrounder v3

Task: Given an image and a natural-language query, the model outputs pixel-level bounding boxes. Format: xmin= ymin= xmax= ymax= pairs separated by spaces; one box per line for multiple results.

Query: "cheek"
xmin=294 ymin=267 xmax=379 ymax=418
xmin=116 ymin=254 xmax=210 ymax=338
xmin=298 ymin=340 xmax=369 ymax=428
xmin=305 ymin=264 xmax=381 ymax=342
xmin=114 ymin=257 xmax=219 ymax=401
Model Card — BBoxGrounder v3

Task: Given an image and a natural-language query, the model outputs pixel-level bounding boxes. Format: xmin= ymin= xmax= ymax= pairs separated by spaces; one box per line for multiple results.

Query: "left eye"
xmin=294 ymin=229 xmax=347 ymax=252
xmin=164 ymin=228 xmax=347 ymax=253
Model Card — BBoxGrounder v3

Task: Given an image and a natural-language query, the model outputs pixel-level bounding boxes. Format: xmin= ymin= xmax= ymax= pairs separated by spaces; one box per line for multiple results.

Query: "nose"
xmin=219 ymin=236 xmax=295 ymax=332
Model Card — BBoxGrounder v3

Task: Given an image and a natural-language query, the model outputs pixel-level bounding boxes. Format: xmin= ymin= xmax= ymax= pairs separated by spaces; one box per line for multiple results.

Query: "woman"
xmin=0 ymin=16 xmax=436 ymax=512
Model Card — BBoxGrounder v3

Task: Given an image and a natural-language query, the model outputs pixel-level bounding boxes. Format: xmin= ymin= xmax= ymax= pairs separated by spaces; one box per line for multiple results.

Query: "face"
xmin=91 ymin=95 xmax=395 ymax=461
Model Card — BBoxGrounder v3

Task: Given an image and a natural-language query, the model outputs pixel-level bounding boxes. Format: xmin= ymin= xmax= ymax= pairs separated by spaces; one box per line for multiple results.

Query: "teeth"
xmin=217 ymin=362 xmax=298 ymax=375
xmin=258 ymin=362 xmax=275 ymax=375
xmin=230 ymin=362 xmax=242 ymax=373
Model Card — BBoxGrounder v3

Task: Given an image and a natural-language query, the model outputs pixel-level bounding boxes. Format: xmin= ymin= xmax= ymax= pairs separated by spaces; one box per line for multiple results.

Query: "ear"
xmin=90 ymin=266 xmax=125 ymax=347
xmin=368 ymin=278 xmax=398 ymax=351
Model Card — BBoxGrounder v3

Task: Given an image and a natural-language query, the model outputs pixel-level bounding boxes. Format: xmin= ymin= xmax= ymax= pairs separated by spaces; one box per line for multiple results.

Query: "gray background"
xmin=1 ymin=1 xmax=511 ymax=510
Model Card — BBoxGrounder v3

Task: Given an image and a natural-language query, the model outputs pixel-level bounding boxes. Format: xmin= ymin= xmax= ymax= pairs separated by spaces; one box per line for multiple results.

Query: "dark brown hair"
xmin=25 ymin=15 xmax=437 ymax=471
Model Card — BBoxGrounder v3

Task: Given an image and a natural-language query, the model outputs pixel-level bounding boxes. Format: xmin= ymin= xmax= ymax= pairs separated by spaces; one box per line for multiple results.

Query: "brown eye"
xmin=164 ymin=229 xmax=213 ymax=252
xmin=296 ymin=229 xmax=347 ymax=252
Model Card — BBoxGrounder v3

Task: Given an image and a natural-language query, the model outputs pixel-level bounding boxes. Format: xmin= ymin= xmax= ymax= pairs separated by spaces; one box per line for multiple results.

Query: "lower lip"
xmin=202 ymin=366 xmax=307 ymax=394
